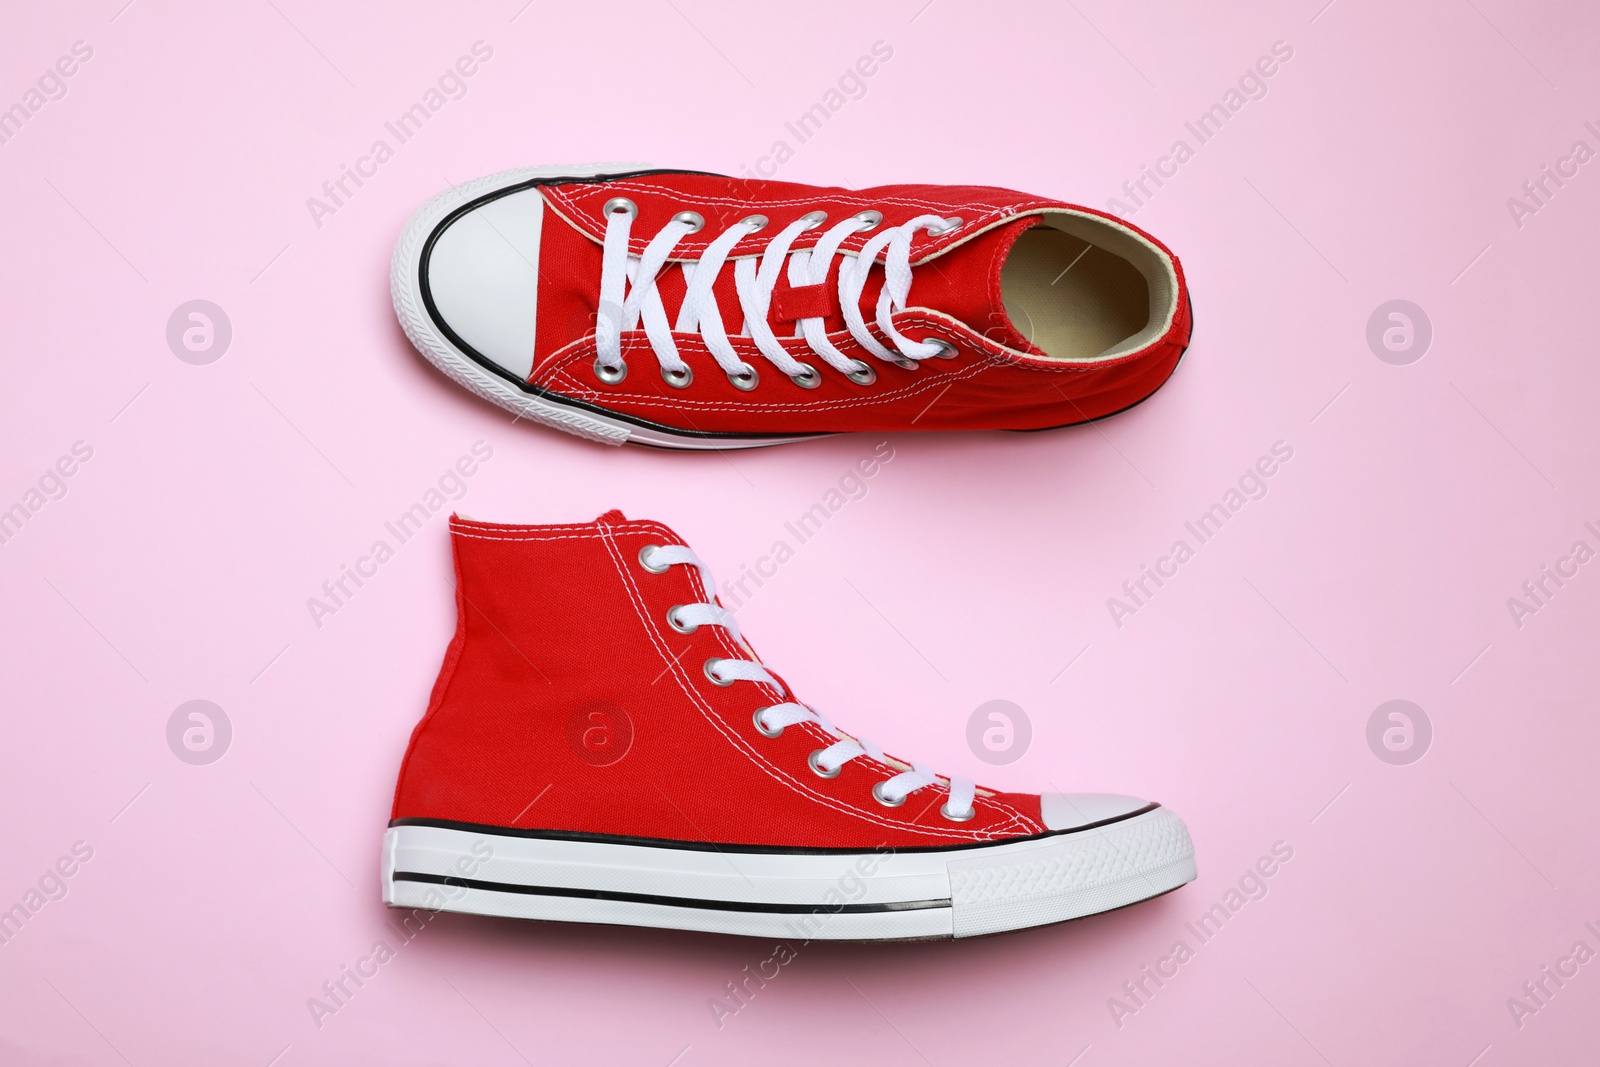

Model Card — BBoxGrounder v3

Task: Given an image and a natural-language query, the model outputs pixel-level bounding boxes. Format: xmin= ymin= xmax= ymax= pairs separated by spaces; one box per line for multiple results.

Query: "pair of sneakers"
xmin=381 ymin=166 xmax=1196 ymax=940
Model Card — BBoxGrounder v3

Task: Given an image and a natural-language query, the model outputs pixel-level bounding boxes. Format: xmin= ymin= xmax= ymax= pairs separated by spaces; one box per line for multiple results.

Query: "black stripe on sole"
xmin=392 ymin=872 xmax=949 ymax=915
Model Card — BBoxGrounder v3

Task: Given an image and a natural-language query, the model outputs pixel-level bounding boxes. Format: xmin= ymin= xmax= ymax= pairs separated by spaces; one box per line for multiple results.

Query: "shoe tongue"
xmin=907 ymin=215 xmax=1040 ymax=354
xmin=596 ymin=509 xmax=627 ymax=524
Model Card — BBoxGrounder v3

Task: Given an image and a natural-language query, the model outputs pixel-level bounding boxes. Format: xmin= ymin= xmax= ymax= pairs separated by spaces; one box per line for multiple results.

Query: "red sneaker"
xmin=392 ymin=166 xmax=1191 ymax=449
xmin=382 ymin=513 xmax=1196 ymax=940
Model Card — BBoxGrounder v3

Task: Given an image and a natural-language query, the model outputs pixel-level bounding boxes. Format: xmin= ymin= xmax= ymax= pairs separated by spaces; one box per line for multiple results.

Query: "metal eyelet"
xmin=892 ymin=357 xmax=919 ymax=371
xmin=662 ymin=365 xmax=694 ymax=389
xmin=845 ymin=361 xmax=877 ymax=386
xmin=807 ymin=749 xmax=841 ymax=779
xmin=871 ymin=782 xmax=906 ymax=807
xmin=727 ymin=364 xmax=759 ymax=391
xmin=638 ymin=544 xmax=669 ymax=573
xmin=789 ymin=364 xmax=821 ymax=389
xmin=927 ymin=216 xmax=962 ymax=236
xmin=753 ymin=708 xmax=783 ymax=739
xmin=798 ymin=210 xmax=828 ymax=230
xmin=854 ymin=210 xmax=883 ymax=231
xmin=672 ymin=211 xmax=705 ymax=233
xmin=923 ymin=339 xmax=958 ymax=360
xmin=603 ymin=197 xmax=638 ymax=218
xmin=595 ymin=358 xmax=627 ymax=384
xmin=940 ymin=802 xmax=976 ymax=822
xmin=739 ymin=214 xmax=769 ymax=232
xmin=666 ymin=606 xmax=697 ymax=634
xmin=703 ymin=657 xmax=733 ymax=686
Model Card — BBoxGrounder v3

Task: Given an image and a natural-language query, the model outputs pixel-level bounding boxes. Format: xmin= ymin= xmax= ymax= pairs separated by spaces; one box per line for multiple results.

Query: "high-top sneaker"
xmin=391 ymin=166 xmax=1191 ymax=449
xmin=382 ymin=513 xmax=1196 ymax=940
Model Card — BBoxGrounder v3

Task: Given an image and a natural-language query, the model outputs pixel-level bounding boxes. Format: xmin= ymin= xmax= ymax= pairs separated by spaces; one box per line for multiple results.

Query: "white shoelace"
xmin=594 ymin=202 xmax=959 ymax=389
xmin=642 ymin=542 xmax=977 ymax=821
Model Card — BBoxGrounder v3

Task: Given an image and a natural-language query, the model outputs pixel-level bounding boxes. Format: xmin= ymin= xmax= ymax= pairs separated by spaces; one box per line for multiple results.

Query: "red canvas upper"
xmin=391 ymin=513 xmax=1050 ymax=850
xmin=515 ymin=171 xmax=1192 ymax=436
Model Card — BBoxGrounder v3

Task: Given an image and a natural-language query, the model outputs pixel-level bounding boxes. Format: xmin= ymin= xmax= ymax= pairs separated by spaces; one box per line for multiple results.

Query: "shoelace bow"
xmin=641 ymin=542 xmax=977 ymax=821
xmin=594 ymin=200 xmax=959 ymax=390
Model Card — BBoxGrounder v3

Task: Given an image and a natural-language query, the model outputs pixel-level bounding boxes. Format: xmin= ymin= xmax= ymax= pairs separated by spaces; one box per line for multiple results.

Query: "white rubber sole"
xmin=381 ymin=807 xmax=1195 ymax=941
xmin=389 ymin=164 xmax=819 ymax=450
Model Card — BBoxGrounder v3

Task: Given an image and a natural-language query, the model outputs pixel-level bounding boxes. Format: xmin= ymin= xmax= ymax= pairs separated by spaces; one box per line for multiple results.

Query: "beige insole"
xmin=1000 ymin=228 xmax=1150 ymax=360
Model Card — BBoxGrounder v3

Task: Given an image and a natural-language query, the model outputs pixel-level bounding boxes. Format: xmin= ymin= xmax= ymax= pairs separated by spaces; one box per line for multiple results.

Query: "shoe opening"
xmin=999 ymin=212 xmax=1177 ymax=361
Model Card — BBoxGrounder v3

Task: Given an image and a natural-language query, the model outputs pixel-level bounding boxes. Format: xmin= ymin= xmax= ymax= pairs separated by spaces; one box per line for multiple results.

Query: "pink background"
xmin=4 ymin=0 xmax=1599 ymax=1063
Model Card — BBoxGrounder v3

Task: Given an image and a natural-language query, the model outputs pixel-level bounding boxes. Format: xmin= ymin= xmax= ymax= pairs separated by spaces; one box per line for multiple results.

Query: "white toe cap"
xmin=424 ymin=187 xmax=545 ymax=380
xmin=1039 ymin=793 xmax=1152 ymax=831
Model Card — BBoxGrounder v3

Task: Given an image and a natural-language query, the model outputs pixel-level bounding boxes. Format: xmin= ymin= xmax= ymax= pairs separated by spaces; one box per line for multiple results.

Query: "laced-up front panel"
xmin=594 ymin=202 xmax=956 ymax=389
xmin=641 ymin=542 xmax=977 ymax=821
